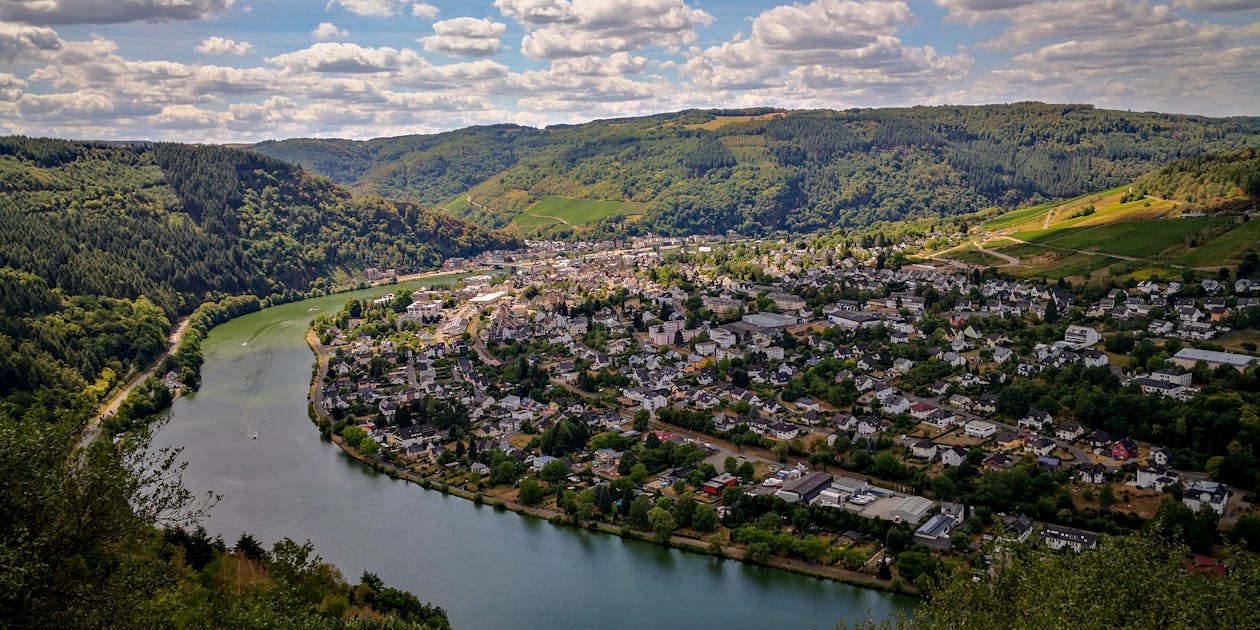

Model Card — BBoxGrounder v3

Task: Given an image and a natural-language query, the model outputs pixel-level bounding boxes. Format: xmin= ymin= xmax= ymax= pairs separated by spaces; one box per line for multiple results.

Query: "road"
xmin=975 ymin=240 xmax=1022 ymax=266
xmin=80 ymin=316 xmax=192 ymax=448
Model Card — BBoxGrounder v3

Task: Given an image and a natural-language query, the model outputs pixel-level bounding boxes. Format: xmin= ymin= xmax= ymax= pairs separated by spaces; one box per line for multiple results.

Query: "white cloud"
xmin=494 ymin=0 xmax=575 ymax=25
xmin=549 ymin=52 xmax=648 ymax=76
xmin=682 ymin=0 xmax=970 ymax=104
xmin=411 ymin=2 xmax=439 ymax=18
xmin=312 ymin=22 xmax=349 ymax=40
xmin=1173 ymin=0 xmax=1260 ymax=10
xmin=954 ymin=0 xmax=1260 ymax=115
xmin=195 ymin=36 xmax=253 ymax=55
xmin=0 ymin=0 xmax=234 ymax=25
xmin=0 ymin=22 xmax=62 ymax=62
xmin=420 ymin=17 xmax=506 ymax=57
xmin=327 ymin=0 xmax=394 ymax=17
xmin=267 ymin=42 xmax=419 ymax=73
xmin=500 ymin=0 xmax=714 ymax=59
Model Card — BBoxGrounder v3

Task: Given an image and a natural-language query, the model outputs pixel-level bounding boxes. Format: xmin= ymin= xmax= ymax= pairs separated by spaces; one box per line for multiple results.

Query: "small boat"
xmin=308 ymin=307 xmax=317 ymax=312
xmin=249 ymin=431 xmax=258 ymax=440
xmin=241 ymin=342 xmax=247 ymax=347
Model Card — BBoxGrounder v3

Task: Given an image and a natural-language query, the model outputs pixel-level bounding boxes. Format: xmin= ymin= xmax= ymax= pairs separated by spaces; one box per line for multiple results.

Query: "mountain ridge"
xmin=244 ymin=103 xmax=1260 ymax=238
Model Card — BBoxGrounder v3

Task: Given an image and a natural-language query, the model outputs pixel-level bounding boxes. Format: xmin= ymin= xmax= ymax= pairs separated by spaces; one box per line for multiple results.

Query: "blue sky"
xmin=1 ymin=0 xmax=1258 ymax=141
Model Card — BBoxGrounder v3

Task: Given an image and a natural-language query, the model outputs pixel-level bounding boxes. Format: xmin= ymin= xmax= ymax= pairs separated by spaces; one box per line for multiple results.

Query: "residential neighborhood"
xmin=311 ymin=234 xmax=1260 ymax=587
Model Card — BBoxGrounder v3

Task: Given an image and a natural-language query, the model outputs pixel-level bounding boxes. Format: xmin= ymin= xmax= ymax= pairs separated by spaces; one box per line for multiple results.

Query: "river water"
xmin=156 ymin=275 xmax=915 ymax=629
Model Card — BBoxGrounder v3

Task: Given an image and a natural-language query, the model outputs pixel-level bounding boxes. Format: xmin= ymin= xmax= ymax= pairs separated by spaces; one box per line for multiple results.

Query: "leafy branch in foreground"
xmin=841 ymin=534 xmax=1260 ymax=630
xmin=1 ymin=419 xmax=448 ymax=629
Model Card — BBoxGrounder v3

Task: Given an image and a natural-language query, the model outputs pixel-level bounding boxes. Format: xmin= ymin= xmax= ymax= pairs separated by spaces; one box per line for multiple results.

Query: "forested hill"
xmin=0 ymin=137 xmax=517 ymax=316
xmin=0 ymin=136 xmax=516 ymax=427
xmin=246 ymin=103 xmax=1260 ymax=238
xmin=1133 ymin=147 xmax=1260 ymax=211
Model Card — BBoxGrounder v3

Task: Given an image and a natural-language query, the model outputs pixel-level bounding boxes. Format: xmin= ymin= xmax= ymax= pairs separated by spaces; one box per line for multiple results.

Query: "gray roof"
xmin=1173 ymin=348 xmax=1258 ymax=367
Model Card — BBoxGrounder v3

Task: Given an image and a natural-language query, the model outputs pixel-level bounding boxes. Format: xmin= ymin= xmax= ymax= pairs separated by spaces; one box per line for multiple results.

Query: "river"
xmin=156 ymin=274 xmax=915 ymax=629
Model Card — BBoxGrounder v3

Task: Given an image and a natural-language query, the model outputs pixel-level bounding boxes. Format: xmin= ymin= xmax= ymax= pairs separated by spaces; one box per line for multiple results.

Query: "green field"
xmin=1172 ymin=220 xmax=1260 ymax=267
xmin=1016 ymin=217 xmax=1228 ymax=259
xmin=511 ymin=196 xmax=645 ymax=228
xmin=441 ymin=195 xmax=470 ymax=212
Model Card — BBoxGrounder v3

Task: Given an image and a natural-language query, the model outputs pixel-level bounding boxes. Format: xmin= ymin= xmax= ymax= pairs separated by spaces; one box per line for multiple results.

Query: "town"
xmin=311 ymin=233 xmax=1260 ymax=590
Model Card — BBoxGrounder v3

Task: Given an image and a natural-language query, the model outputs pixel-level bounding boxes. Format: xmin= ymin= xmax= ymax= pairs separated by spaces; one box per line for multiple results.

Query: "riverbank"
xmin=304 ymin=330 xmax=916 ymax=597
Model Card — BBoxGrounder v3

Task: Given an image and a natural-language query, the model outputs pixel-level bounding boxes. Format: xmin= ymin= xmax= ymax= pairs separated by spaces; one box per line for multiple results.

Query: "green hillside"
xmin=247 ymin=103 xmax=1260 ymax=237
xmin=0 ymin=136 xmax=516 ymax=427
xmin=510 ymin=196 xmax=646 ymax=229
xmin=938 ymin=150 xmax=1260 ymax=282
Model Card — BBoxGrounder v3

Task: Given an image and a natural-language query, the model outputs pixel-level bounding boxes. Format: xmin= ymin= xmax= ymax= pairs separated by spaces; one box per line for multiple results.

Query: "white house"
xmin=1063 ymin=325 xmax=1101 ymax=349
xmin=1183 ymin=480 xmax=1229 ymax=516
xmin=964 ymin=420 xmax=997 ymax=439
xmin=940 ymin=445 xmax=968 ymax=467
xmin=910 ymin=440 xmax=939 ymax=460
xmin=1040 ymin=524 xmax=1099 ymax=552
xmin=1135 ymin=465 xmax=1180 ymax=490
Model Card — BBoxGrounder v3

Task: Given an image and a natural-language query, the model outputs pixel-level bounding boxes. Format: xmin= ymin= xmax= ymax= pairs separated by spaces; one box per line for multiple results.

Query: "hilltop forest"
xmin=1 ymin=138 xmax=493 ymax=627
xmin=0 ymin=137 xmax=516 ymax=427
xmin=248 ymin=103 xmax=1260 ymax=238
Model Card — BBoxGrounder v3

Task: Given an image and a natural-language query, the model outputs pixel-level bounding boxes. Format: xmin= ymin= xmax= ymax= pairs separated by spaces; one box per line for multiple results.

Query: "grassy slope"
xmin=247 ymin=104 xmax=1260 ymax=237
xmin=948 ymin=169 xmax=1258 ymax=280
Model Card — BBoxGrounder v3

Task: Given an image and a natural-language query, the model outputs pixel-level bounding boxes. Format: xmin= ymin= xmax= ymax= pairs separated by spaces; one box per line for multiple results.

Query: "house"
xmin=769 ymin=421 xmax=802 ymax=440
xmin=1055 ymin=422 xmax=1084 ymax=441
xmin=1020 ymin=409 xmax=1053 ymax=431
xmin=941 ymin=445 xmax=969 ymax=467
xmin=882 ymin=396 xmax=911 ymax=415
xmin=1112 ymin=438 xmax=1138 ymax=461
xmin=1063 ymin=325 xmax=1101 ymax=349
xmin=1040 ymin=524 xmax=1099 ymax=552
xmin=910 ymin=440 xmax=939 ymax=461
xmin=1025 ymin=437 xmax=1056 ymax=457
xmin=1077 ymin=463 xmax=1107 ymax=484
xmin=1135 ymin=465 xmax=1180 ymax=490
xmin=964 ymin=420 xmax=997 ymax=439
xmin=1151 ymin=446 xmax=1174 ymax=467
xmin=913 ymin=513 xmax=959 ymax=548
xmin=702 ymin=473 xmax=739 ymax=496
xmin=776 ymin=472 xmax=834 ymax=504
xmin=1183 ymin=480 xmax=1229 ymax=516
xmin=983 ymin=453 xmax=1016 ymax=471
xmin=1081 ymin=350 xmax=1109 ymax=368
xmin=1086 ymin=430 xmax=1112 ymax=449
xmin=470 ymin=462 xmax=491 ymax=476
xmin=1151 ymin=368 xmax=1192 ymax=387
xmin=999 ymin=514 xmax=1035 ymax=543
xmin=992 ymin=347 xmax=1013 ymax=364
xmin=995 ymin=431 xmax=1024 ymax=452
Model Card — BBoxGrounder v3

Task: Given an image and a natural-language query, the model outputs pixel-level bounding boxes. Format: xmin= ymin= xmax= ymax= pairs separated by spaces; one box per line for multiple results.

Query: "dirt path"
xmin=80 ymin=316 xmax=192 ymax=447
xmin=522 ymin=210 xmax=573 ymax=226
xmin=925 ymin=241 xmax=973 ymax=260
xmin=976 ymin=240 xmax=1022 ymax=266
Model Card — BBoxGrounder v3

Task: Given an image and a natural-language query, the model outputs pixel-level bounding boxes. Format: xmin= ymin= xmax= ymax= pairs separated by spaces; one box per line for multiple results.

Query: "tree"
xmin=647 ymin=507 xmax=677 ymax=543
xmin=633 ymin=409 xmax=651 ymax=431
xmin=745 ymin=542 xmax=772 ymax=564
xmin=517 ymin=478 xmax=544 ymax=505
xmin=540 ymin=459 xmax=569 ymax=485
xmin=340 ymin=425 xmax=366 ymax=448
xmin=359 ymin=437 xmax=379 ymax=456
xmin=628 ymin=496 xmax=654 ymax=529
xmin=490 ymin=460 xmax=519 ymax=487
xmin=724 ymin=456 xmax=739 ymax=475
xmin=737 ymin=461 xmax=756 ymax=481
xmin=673 ymin=493 xmax=697 ymax=529
xmin=234 ymin=532 xmax=268 ymax=562
xmin=692 ymin=504 xmax=719 ymax=532
xmin=876 ymin=534 xmax=1260 ymax=630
